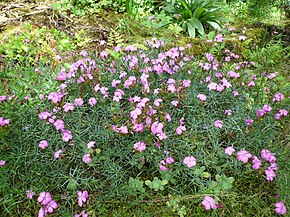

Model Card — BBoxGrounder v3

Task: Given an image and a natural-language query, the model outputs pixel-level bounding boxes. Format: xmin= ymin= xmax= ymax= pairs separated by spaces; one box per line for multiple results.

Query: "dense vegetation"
xmin=0 ymin=0 xmax=289 ymax=216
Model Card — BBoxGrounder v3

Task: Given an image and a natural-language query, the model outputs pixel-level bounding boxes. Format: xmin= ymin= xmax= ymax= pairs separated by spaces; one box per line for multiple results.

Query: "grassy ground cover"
xmin=0 ymin=0 xmax=289 ymax=216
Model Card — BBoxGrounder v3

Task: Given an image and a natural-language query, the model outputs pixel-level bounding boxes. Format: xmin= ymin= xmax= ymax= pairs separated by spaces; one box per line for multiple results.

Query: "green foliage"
xmin=145 ymin=177 xmax=168 ymax=191
xmin=0 ymin=22 xmax=75 ymax=65
xmin=166 ymin=195 xmax=187 ymax=217
xmin=160 ymin=0 xmax=226 ymax=37
xmin=208 ymin=174 xmax=235 ymax=193
xmin=1 ymin=28 xmax=289 ymax=216
xmin=128 ymin=177 xmax=146 ymax=195
xmin=51 ymin=0 xmax=99 ymax=16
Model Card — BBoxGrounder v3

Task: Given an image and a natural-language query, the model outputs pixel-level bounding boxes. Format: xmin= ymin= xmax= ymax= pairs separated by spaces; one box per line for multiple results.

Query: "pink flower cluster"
xmin=37 ymin=192 xmax=58 ymax=216
xmin=225 ymin=147 xmax=279 ymax=182
xmin=159 ymin=157 xmax=174 ymax=171
xmin=134 ymin=141 xmax=147 ymax=152
xmin=202 ymin=196 xmax=219 ymax=210
xmin=0 ymin=117 xmax=10 ymax=126
xmin=77 ymin=190 xmax=89 ymax=207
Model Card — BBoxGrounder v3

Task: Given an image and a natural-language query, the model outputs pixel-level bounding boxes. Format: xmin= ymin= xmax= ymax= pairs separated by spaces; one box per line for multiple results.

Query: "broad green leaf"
xmin=187 ymin=22 xmax=196 ymax=38
xmin=189 ymin=18 xmax=204 ymax=36
xmin=206 ymin=21 xmax=221 ymax=30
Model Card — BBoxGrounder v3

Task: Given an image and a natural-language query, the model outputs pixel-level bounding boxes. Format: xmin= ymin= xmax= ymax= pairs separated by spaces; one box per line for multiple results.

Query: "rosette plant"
xmin=159 ymin=0 xmax=226 ymax=37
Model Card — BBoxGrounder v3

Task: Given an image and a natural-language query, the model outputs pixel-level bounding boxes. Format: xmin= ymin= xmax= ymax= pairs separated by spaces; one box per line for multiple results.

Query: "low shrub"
xmin=0 ymin=33 xmax=289 ymax=216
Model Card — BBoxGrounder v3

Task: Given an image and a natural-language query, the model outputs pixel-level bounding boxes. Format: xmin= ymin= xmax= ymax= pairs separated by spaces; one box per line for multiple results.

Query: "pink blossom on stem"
xmin=54 ymin=150 xmax=63 ymax=159
xmin=273 ymin=93 xmax=284 ymax=102
xmin=77 ymin=190 xmax=89 ymax=207
xmin=37 ymin=192 xmax=52 ymax=205
xmin=63 ymin=103 xmax=74 ymax=112
xmin=246 ymin=119 xmax=254 ymax=126
xmin=165 ymin=157 xmax=174 ymax=164
xmin=197 ymin=94 xmax=207 ymax=101
xmin=237 ymin=150 xmax=252 ymax=163
xmin=39 ymin=140 xmax=48 ymax=149
xmin=134 ymin=141 xmax=147 ymax=152
xmin=214 ymin=120 xmax=223 ymax=129
xmin=82 ymin=154 xmax=92 ymax=164
xmin=26 ymin=190 xmax=35 ymax=199
xmin=275 ymin=202 xmax=287 ymax=215
xmin=265 ymin=168 xmax=276 ymax=181
xmin=0 ymin=160 xmax=6 ymax=167
xmin=224 ymin=146 xmax=235 ymax=156
xmin=88 ymin=97 xmax=97 ymax=106
xmin=74 ymin=98 xmax=84 ymax=107
xmin=202 ymin=196 xmax=217 ymax=210
xmin=183 ymin=156 xmax=197 ymax=168
xmin=251 ymin=156 xmax=262 ymax=170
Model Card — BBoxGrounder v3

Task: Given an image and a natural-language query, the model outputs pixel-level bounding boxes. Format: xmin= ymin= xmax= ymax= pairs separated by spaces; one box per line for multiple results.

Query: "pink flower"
xmin=54 ymin=119 xmax=65 ymax=131
xmin=48 ymin=92 xmax=62 ymax=103
xmin=165 ymin=157 xmax=174 ymax=164
xmin=214 ymin=34 xmax=224 ymax=42
xmin=39 ymin=140 xmax=48 ymax=149
xmin=54 ymin=150 xmax=63 ymax=159
xmin=63 ymin=103 xmax=74 ymax=112
xmin=38 ymin=207 xmax=45 ymax=217
xmin=100 ymin=50 xmax=108 ymax=59
xmin=233 ymin=90 xmax=239 ymax=97
xmin=279 ymin=109 xmax=288 ymax=116
xmin=182 ymin=79 xmax=191 ymax=87
xmin=38 ymin=111 xmax=51 ymax=120
xmin=45 ymin=200 xmax=58 ymax=213
xmin=251 ymin=156 xmax=262 ymax=170
xmin=171 ymin=100 xmax=179 ymax=106
xmin=62 ymin=130 xmax=72 ymax=142
xmin=75 ymin=210 xmax=88 ymax=217
xmin=263 ymin=104 xmax=272 ymax=112
xmin=80 ymin=50 xmax=88 ymax=57
xmin=133 ymin=123 xmax=144 ymax=132
xmin=237 ymin=150 xmax=252 ymax=163
xmin=165 ymin=113 xmax=172 ymax=122
xmin=269 ymin=163 xmax=278 ymax=171
xmin=265 ymin=168 xmax=276 ymax=181
xmin=239 ymin=35 xmax=247 ymax=41
xmin=74 ymin=98 xmax=84 ymax=107
xmin=197 ymin=94 xmax=207 ymax=101
xmin=273 ymin=93 xmax=284 ymax=102
xmin=154 ymin=98 xmax=163 ymax=107
xmin=99 ymin=40 xmax=107 ymax=46
xmin=56 ymin=72 xmax=67 ymax=81
xmin=77 ymin=190 xmax=89 ymax=207
xmin=225 ymin=110 xmax=232 ymax=116
xmin=261 ymin=149 xmax=276 ymax=163
xmin=26 ymin=190 xmax=35 ymax=199
xmin=183 ymin=156 xmax=197 ymax=168
xmin=202 ymin=196 xmax=217 ymax=210
xmin=176 ymin=125 xmax=186 ymax=135
xmin=214 ymin=120 xmax=223 ymax=129
xmin=275 ymin=202 xmax=287 ymax=215
xmin=134 ymin=141 xmax=147 ymax=152
xmin=151 ymin=122 xmax=164 ymax=135
xmin=246 ymin=119 xmax=254 ymax=126
xmin=88 ymin=97 xmax=97 ymax=106
xmin=256 ymin=109 xmax=265 ymax=117
xmin=0 ymin=160 xmax=6 ymax=167
xmin=82 ymin=154 xmax=92 ymax=164
xmin=37 ymin=192 xmax=52 ymax=205
xmin=87 ymin=141 xmax=95 ymax=148
xmin=224 ymin=146 xmax=235 ymax=156
xmin=267 ymin=72 xmax=278 ymax=79
xmin=0 ymin=95 xmax=6 ymax=102
xmin=159 ymin=160 xmax=168 ymax=171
